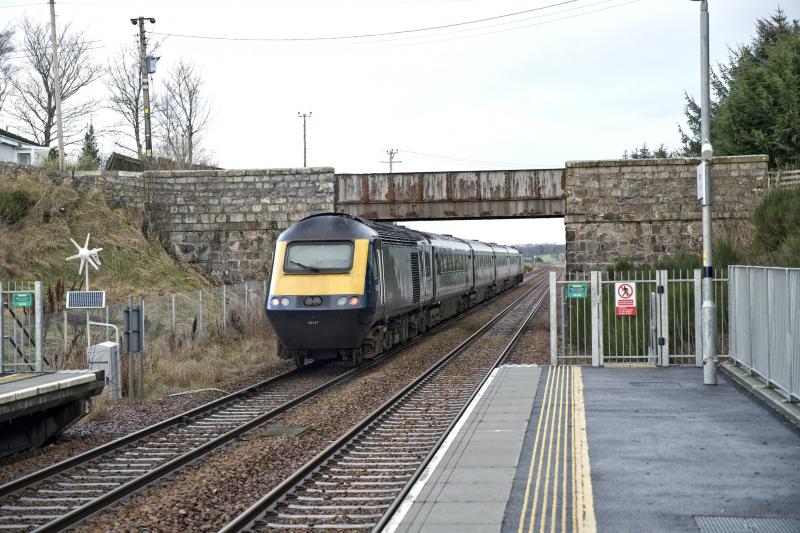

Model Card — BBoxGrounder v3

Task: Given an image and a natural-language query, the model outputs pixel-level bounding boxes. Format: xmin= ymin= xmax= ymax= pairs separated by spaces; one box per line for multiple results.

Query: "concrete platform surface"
xmin=389 ymin=364 xmax=542 ymax=533
xmin=581 ymin=366 xmax=800 ymax=533
xmin=0 ymin=370 xmax=101 ymax=407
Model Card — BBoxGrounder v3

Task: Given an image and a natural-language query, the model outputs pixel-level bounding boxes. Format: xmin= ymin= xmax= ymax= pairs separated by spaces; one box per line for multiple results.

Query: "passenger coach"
xmin=266 ymin=213 xmax=523 ymax=367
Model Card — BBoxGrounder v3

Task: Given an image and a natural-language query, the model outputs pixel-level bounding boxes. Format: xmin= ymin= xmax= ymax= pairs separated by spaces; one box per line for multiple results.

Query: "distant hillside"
xmin=0 ymin=167 xmax=209 ymax=308
xmin=513 ymin=243 xmax=566 ymax=258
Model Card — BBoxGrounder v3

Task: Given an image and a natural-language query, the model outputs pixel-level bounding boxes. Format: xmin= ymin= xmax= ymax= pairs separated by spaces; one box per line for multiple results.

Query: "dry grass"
xmin=139 ymin=298 xmax=280 ymax=398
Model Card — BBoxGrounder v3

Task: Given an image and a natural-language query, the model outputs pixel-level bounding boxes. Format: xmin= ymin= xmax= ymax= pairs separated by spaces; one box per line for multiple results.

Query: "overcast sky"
xmin=1 ymin=0 xmax=796 ymax=245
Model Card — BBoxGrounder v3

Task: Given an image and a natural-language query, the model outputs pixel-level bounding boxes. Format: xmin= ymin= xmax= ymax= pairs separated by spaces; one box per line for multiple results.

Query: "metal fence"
xmin=4 ymin=281 xmax=270 ymax=376
xmin=551 ymin=270 xmax=729 ymax=366
xmin=729 ymin=265 xmax=799 ymax=401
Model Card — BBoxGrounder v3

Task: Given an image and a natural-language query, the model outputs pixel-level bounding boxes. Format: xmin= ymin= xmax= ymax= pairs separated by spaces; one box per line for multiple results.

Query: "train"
xmin=265 ymin=213 xmax=524 ymax=367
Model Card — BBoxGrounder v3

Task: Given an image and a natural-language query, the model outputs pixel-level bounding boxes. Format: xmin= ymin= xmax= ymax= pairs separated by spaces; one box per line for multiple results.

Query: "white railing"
xmin=729 ymin=265 xmax=799 ymax=401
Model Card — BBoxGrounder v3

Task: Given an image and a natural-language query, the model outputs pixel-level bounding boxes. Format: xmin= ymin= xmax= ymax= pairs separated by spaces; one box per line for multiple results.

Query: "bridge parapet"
xmin=334 ymin=169 xmax=565 ymax=220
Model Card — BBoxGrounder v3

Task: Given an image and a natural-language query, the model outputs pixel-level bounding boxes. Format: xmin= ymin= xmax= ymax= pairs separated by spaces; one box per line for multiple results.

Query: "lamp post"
xmin=693 ymin=0 xmax=717 ymax=385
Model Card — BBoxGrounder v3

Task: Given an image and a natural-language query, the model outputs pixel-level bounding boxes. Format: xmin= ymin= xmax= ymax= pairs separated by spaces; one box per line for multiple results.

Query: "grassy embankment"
xmin=0 ymin=169 xmax=279 ymax=401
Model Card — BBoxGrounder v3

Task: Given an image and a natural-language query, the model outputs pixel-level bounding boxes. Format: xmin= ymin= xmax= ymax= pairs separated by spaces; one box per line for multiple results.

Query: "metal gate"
xmin=550 ymin=270 xmax=729 ymax=366
xmin=0 ymin=281 xmax=44 ymax=373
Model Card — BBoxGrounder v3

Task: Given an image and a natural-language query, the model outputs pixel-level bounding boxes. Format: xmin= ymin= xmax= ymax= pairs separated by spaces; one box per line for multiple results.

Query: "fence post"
xmin=746 ymin=267 xmax=753 ymax=375
xmin=785 ymin=269 xmax=793 ymax=401
xmin=549 ymin=271 xmax=557 ymax=366
xmin=590 ymin=271 xmax=602 ymax=367
xmin=198 ymin=290 xmax=203 ymax=337
xmin=34 ymin=281 xmax=43 ymax=371
xmin=63 ymin=310 xmax=68 ymax=354
xmin=694 ymin=269 xmax=702 ymax=368
xmin=0 ymin=282 xmax=5 ymax=374
xmin=244 ymin=283 xmax=249 ymax=321
xmin=139 ymin=298 xmax=145 ymax=401
xmin=766 ymin=269 xmax=772 ymax=387
xmin=222 ymin=284 xmax=227 ymax=333
xmin=171 ymin=294 xmax=176 ymax=333
xmin=657 ymin=271 xmax=670 ymax=367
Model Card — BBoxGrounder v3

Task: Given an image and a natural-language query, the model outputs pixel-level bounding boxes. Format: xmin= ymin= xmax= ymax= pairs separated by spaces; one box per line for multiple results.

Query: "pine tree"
xmin=678 ymin=8 xmax=800 ymax=168
xmin=77 ymin=123 xmax=101 ymax=170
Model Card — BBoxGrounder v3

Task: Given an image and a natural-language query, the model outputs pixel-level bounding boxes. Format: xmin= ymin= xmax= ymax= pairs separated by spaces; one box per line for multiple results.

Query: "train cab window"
xmin=285 ymin=241 xmax=354 ymax=273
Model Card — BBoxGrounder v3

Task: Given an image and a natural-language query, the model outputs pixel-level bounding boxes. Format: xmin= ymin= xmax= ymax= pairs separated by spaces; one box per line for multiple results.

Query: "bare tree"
xmin=0 ymin=25 xmax=14 ymax=113
xmin=104 ymin=40 xmax=160 ymax=159
xmin=158 ymin=59 xmax=211 ymax=168
xmin=10 ymin=18 xmax=101 ymax=146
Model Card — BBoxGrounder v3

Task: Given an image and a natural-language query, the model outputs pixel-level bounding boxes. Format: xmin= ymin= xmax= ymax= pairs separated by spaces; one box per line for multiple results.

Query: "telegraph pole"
xmin=48 ymin=0 xmax=64 ymax=171
xmin=132 ymin=17 xmax=156 ymax=162
xmin=695 ymin=0 xmax=717 ymax=385
xmin=381 ymin=149 xmax=402 ymax=173
xmin=298 ymin=112 xmax=312 ymax=167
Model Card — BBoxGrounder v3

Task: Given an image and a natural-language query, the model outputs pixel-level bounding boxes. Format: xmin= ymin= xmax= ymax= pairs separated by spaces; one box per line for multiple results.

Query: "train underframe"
xmin=280 ymin=275 xmax=522 ymax=368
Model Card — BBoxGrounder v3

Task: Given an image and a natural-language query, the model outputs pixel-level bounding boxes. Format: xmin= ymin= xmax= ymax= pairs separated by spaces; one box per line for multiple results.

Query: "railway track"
xmin=0 ymin=269 xmax=551 ymax=532
xmin=220 ymin=274 xmax=551 ymax=532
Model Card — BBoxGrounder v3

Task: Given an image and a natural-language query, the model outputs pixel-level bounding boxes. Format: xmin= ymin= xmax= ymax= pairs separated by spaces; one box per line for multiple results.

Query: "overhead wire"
xmin=148 ymin=0 xmax=579 ymax=42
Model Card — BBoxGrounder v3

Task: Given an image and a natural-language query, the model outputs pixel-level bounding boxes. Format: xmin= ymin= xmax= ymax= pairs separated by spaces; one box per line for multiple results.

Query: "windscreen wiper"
xmin=289 ymin=260 xmax=320 ymax=272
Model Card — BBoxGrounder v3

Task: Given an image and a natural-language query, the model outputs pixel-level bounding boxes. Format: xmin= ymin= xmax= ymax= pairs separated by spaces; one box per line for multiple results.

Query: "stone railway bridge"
xmin=71 ymin=155 xmax=766 ymax=281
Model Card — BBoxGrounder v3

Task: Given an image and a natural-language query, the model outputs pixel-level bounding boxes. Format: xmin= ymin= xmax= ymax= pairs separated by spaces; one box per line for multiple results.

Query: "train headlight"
xmin=336 ymin=296 xmax=347 ymax=306
xmin=271 ymin=297 xmax=280 ymax=306
xmin=280 ymin=297 xmax=290 ymax=307
xmin=304 ymin=296 xmax=314 ymax=306
xmin=312 ymin=296 xmax=323 ymax=306
xmin=348 ymin=296 xmax=359 ymax=305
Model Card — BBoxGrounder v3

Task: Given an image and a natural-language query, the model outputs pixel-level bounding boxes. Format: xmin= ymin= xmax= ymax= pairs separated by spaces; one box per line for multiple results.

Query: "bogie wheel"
xmin=293 ymin=351 xmax=306 ymax=369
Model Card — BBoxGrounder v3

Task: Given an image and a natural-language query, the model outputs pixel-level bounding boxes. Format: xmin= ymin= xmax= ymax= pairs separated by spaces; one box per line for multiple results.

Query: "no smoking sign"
xmin=615 ymin=282 xmax=637 ymax=316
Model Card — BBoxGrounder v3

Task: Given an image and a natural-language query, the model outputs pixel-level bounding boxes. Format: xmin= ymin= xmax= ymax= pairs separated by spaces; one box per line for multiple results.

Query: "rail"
xmin=220 ymin=275 xmax=551 ymax=531
xmin=0 ymin=269 xmax=551 ymax=532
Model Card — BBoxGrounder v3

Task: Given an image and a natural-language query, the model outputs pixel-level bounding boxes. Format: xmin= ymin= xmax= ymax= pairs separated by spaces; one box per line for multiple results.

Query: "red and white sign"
xmin=615 ymin=282 xmax=637 ymax=316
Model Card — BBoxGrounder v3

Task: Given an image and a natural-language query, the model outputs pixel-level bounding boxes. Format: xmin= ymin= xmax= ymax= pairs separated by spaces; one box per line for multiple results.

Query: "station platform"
xmin=390 ymin=365 xmax=800 ymax=533
xmin=0 ymin=370 xmax=105 ymax=458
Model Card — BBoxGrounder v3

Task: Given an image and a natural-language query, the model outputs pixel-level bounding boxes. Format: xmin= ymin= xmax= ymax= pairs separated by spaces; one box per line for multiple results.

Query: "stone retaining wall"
xmin=564 ymin=155 xmax=767 ymax=271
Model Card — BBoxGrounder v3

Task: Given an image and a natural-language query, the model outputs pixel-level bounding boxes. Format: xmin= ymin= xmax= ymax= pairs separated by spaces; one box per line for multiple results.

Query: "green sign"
xmin=12 ymin=292 xmax=33 ymax=308
xmin=566 ymin=283 xmax=588 ymax=299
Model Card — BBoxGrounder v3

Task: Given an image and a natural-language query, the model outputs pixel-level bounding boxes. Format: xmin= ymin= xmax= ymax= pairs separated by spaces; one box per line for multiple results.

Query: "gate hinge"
xmin=657 ymin=285 xmax=665 ymax=294
xmin=658 ymin=337 xmax=666 ymax=346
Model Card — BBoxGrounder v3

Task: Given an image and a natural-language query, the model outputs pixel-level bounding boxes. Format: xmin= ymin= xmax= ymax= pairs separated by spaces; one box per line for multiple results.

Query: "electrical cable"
xmin=149 ymin=0 xmax=579 ymax=42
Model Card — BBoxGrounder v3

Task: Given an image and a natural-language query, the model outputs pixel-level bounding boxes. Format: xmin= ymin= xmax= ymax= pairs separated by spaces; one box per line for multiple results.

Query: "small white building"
xmin=0 ymin=129 xmax=49 ymax=165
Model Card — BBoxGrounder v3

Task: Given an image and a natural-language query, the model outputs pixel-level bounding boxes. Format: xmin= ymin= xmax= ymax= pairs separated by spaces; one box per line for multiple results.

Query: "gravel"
xmin=505 ymin=292 xmax=551 ymax=365
xmin=77 ymin=278 xmax=545 ymax=532
xmin=0 ymin=359 xmax=295 ymax=486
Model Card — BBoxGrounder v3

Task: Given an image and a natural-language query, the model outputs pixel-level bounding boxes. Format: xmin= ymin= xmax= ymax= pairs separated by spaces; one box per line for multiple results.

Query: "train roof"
xmin=283 ymin=213 xmax=521 ymax=255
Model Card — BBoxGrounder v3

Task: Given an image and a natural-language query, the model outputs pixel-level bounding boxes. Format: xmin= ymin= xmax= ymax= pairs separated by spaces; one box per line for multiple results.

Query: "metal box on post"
xmin=87 ymin=341 xmax=121 ymax=400
xmin=124 ymin=305 xmax=143 ymax=354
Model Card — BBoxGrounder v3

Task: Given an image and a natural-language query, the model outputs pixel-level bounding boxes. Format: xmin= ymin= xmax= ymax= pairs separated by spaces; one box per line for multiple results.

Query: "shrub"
xmin=752 ymin=187 xmax=800 ymax=266
xmin=0 ymin=188 xmax=31 ymax=225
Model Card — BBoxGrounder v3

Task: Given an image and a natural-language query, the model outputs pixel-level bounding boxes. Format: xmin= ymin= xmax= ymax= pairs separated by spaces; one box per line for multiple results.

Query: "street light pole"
xmin=697 ymin=0 xmax=717 ymax=385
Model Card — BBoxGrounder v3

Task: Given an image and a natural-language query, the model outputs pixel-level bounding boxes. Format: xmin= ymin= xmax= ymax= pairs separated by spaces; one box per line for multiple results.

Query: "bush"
xmin=0 ymin=188 xmax=31 ymax=225
xmin=752 ymin=187 xmax=800 ymax=266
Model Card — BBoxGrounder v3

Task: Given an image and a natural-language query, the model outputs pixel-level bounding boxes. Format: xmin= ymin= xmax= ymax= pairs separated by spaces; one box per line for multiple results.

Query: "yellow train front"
xmin=266 ymin=213 xmax=524 ymax=368
xmin=266 ymin=214 xmax=381 ymax=367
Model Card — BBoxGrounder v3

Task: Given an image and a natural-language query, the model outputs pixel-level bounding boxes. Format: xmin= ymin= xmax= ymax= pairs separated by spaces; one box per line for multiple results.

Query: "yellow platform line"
xmin=573 ymin=367 xmax=596 ymax=533
xmin=517 ymin=367 xmax=596 ymax=533
xmin=517 ymin=367 xmax=555 ymax=533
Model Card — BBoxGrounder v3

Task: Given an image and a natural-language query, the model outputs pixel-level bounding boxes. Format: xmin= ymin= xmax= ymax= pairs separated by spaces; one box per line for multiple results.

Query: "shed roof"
xmin=0 ymin=128 xmax=45 ymax=147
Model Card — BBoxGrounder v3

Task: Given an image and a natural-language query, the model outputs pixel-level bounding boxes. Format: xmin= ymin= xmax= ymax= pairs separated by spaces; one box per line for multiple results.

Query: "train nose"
xmin=266 ymin=296 xmax=376 ymax=350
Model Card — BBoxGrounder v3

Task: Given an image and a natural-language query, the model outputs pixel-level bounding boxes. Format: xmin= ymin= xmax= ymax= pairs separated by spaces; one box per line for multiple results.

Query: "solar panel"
xmin=66 ymin=291 xmax=106 ymax=309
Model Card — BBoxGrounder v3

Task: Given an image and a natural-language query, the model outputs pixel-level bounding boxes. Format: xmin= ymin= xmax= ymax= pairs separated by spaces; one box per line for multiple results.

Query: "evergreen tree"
xmin=77 ymin=123 xmax=101 ymax=170
xmin=678 ymin=9 xmax=800 ymax=168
